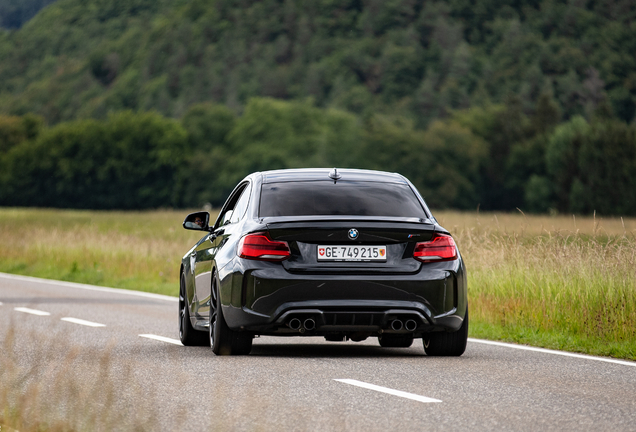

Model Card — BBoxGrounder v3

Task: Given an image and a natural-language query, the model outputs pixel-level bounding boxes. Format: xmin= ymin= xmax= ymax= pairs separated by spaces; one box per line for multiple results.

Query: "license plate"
xmin=317 ymin=245 xmax=387 ymax=261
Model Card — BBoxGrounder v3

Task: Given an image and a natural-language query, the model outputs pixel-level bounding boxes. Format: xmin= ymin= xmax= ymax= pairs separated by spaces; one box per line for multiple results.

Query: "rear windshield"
xmin=259 ymin=181 xmax=427 ymax=218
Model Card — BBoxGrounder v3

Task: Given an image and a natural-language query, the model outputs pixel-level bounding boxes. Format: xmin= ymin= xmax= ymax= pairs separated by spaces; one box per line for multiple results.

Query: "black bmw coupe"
xmin=179 ymin=168 xmax=468 ymax=356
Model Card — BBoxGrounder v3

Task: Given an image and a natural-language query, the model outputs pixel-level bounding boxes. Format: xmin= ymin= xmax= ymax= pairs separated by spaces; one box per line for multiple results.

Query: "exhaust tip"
xmin=288 ymin=318 xmax=301 ymax=331
xmin=391 ymin=320 xmax=403 ymax=331
xmin=304 ymin=318 xmax=316 ymax=331
xmin=405 ymin=319 xmax=417 ymax=332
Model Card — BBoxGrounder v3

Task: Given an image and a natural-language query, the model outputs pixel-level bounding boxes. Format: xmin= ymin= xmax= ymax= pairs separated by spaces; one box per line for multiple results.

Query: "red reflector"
xmin=237 ymin=232 xmax=291 ymax=261
xmin=413 ymin=234 xmax=457 ymax=263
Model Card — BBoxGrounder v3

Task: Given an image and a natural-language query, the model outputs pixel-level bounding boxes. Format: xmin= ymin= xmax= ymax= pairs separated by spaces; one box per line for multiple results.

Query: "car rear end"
xmin=226 ymin=170 xmax=467 ymax=344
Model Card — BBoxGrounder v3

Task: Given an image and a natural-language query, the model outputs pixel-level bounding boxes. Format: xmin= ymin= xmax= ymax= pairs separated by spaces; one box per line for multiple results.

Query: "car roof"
xmin=259 ymin=168 xmax=408 ymax=184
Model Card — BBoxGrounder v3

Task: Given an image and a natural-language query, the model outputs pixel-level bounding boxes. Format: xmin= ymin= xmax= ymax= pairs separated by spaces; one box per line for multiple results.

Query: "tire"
xmin=378 ymin=334 xmax=414 ymax=348
xmin=209 ymin=276 xmax=252 ymax=355
xmin=179 ymin=273 xmax=209 ymax=346
xmin=423 ymin=309 xmax=469 ymax=356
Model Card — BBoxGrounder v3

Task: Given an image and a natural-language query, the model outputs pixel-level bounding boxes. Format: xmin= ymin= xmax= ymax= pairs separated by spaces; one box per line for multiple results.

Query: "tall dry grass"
xmin=0 ymin=326 xmax=159 ymax=432
xmin=437 ymin=210 xmax=636 ymax=359
xmin=0 ymin=208 xmax=211 ymax=296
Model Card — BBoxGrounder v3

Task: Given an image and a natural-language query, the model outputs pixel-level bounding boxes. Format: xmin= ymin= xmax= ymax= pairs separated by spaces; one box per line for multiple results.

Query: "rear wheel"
xmin=209 ymin=276 xmax=252 ymax=355
xmin=423 ymin=309 xmax=469 ymax=356
xmin=378 ymin=334 xmax=414 ymax=348
xmin=179 ymin=273 xmax=208 ymax=346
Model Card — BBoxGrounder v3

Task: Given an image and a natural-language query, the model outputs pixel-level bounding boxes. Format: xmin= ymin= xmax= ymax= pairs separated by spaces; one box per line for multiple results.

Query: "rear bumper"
xmin=220 ymin=258 xmax=467 ymax=336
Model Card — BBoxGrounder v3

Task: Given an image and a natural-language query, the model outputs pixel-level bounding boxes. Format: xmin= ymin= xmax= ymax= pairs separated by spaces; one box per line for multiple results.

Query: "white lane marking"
xmin=334 ymin=379 xmax=442 ymax=403
xmin=468 ymin=338 xmax=636 ymax=367
xmin=61 ymin=317 xmax=106 ymax=327
xmin=14 ymin=307 xmax=51 ymax=316
xmin=0 ymin=272 xmax=177 ymax=302
xmin=139 ymin=334 xmax=183 ymax=346
xmin=0 ymin=301 xmax=3 ymax=305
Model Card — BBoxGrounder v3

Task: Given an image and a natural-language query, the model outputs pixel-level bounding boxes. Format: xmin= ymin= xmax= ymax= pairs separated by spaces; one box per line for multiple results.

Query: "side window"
xmin=230 ymin=184 xmax=251 ymax=224
xmin=218 ymin=185 xmax=245 ymax=227
xmin=217 ymin=183 xmax=252 ymax=228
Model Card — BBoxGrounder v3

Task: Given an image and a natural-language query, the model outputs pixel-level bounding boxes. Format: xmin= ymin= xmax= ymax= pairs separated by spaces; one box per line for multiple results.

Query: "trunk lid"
xmin=264 ymin=216 xmax=437 ymax=274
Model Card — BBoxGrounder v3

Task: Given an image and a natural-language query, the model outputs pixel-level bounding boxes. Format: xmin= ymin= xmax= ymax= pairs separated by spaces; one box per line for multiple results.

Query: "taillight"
xmin=237 ymin=232 xmax=291 ymax=261
xmin=413 ymin=234 xmax=457 ymax=263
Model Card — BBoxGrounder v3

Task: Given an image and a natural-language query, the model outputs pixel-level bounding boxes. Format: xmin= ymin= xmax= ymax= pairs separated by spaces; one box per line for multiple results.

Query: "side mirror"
xmin=183 ymin=211 xmax=210 ymax=231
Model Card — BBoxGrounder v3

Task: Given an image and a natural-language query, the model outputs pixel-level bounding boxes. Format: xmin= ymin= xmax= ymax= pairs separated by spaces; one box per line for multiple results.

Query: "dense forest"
xmin=0 ymin=0 xmax=635 ymax=214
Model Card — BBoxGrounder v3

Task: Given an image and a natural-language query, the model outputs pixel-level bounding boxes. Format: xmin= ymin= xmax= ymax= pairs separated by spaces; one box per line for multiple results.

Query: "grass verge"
xmin=0 ymin=208 xmax=210 ymax=296
xmin=437 ymin=210 xmax=636 ymax=360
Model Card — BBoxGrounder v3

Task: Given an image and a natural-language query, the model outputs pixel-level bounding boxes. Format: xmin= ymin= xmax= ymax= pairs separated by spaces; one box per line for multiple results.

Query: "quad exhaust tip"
xmin=288 ymin=318 xmax=301 ymax=331
xmin=405 ymin=319 xmax=417 ymax=332
xmin=304 ymin=318 xmax=316 ymax=331
xmin=391 ymin=320 xmax=403 ymax=331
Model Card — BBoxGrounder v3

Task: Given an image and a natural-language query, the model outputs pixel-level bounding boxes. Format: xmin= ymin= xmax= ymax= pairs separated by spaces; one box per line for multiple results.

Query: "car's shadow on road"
xmin=249 ymin=342 xmax=426 ymax=358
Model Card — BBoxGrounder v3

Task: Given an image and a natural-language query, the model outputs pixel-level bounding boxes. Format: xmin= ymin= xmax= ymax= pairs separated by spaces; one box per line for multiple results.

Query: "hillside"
xmin=0 ymin=0 xmax=634 ymax=125
xmin=1 ymin=0 xmax=636 ymax=214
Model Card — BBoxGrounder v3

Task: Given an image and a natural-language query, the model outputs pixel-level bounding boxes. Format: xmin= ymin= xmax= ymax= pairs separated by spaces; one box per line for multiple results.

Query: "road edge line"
xmin=468 ymin=338 xmax=636 ymax=367
xmin=0 ymin=272 xmax=177 ymax=302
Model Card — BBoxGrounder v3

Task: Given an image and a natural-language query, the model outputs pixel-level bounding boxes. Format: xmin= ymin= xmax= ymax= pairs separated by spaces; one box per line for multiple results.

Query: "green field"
xmin=0 ymin=208 xmax=205 ymax=295
xmin=1 ymin=208 xmax=634 ymax=360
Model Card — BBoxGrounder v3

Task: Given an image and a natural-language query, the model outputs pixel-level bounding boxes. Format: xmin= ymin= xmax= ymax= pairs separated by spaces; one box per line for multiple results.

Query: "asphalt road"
xmin=1 ymin=272 xmax=635 ymax=431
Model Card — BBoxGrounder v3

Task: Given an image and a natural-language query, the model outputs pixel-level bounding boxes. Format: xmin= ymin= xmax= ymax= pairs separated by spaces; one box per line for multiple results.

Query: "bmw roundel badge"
xmin=348 ymin=228 xmax=359 ymax=240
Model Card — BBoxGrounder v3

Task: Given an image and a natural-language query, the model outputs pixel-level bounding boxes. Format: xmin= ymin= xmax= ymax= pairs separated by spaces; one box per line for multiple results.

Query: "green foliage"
xmin=418 ymin=120 xmax=488 ymax=209
xmin=453 ymin=99 xmax=531 ymax=209
xmin=0 ymin=111 xmax=187 ymax=209
xmin=357 ymin=114 xmax=487 ymax=209
xmin=1 ymin=96 xmax=635 ymax=215
xmin=219 ymin=98 xmax=361 ymax=198
xmin=182 ymin=103 xmax=235 ymax=151
xmin=545 ymin=116 xmax=590 ymax=212
xmin=524 ymin=174 xmax=553 ymax=213
xmin=0 ymin=0 xmax=634 ymax=126
xmin=0 ymin=113 xmax=44 ymax=199
xmin=542 ymin=116 xmax=636 ymax=215
xmin=573 ymin=120 xmax=636 ymax=215
xmin=0 ymin=113 xmax=43 ymax=152
xmin=176 ymin=103 xmax=237 ymax=207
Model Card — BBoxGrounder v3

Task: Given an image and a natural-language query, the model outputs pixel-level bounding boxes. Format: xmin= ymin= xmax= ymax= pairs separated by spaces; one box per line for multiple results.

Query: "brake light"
xmin=413 ymin=234 xmax=457 ymax=263
xmin=237 ymin=232 xmax=291 ymax=261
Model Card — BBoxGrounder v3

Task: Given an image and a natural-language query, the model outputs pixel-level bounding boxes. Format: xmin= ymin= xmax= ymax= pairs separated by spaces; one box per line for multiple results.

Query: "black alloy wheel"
xmin=210 ymin=276 xmax=253 ymax=355
xmin=423 ymin=309 xmax=469 ymax=356
xmin=179 ymin=273 xmax=208 ymax=346
xmin=378 ymin=334 xmax=414 ymax=348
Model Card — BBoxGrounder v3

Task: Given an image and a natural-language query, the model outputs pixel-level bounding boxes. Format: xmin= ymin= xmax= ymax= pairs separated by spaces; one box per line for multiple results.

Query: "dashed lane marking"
xmin=334 ymin=379 xmax=442 ymax=403
xmin=468 ymin=338 xmax=636 ymax=367
xmin=61 ymin=317 xmax=106 ymax=327
xmin=139 ymin=334 xmax=183 ymax=346
xmin=14 ymin=307 xmax=50 ymax=316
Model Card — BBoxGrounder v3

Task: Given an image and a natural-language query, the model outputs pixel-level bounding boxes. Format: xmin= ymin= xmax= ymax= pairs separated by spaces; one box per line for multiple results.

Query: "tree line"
xmin=1 ymin=98 xmax=635 ymax=215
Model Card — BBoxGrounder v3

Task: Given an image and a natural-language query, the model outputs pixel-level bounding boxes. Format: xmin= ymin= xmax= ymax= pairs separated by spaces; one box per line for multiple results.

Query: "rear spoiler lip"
xmin=261 ymin=215 xmax=433 ymax=225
